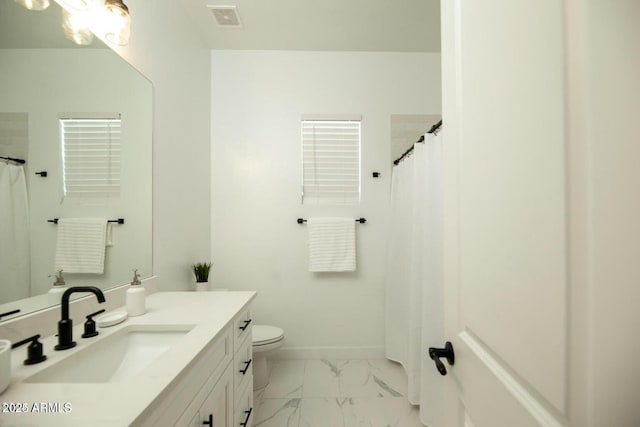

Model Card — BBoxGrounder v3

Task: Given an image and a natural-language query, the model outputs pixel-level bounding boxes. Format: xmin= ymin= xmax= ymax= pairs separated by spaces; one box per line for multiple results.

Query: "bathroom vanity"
xmin=0 ymin=291 xmax=255 ymax=427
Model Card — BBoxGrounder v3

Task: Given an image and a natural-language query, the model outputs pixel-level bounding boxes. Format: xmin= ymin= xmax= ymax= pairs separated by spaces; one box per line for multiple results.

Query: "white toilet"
xmin=252 ymin=325 xmax=285 ymax=390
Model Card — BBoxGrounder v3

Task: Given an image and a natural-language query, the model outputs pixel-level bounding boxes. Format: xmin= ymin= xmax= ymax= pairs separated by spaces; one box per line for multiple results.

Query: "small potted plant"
xmin=192 ymin=262 xmax=212 ymax=292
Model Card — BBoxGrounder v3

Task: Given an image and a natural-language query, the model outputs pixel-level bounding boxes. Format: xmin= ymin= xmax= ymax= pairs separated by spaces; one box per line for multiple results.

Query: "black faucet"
xmin=55 ymin=286 xmax=106 ymax=351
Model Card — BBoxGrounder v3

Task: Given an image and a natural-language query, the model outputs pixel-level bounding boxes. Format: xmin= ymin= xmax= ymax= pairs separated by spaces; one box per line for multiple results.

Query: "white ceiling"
xmin=182 ymin=0 xmax=441 ymax=52
xmin=1 ymin=1 xmax=440 ymax=52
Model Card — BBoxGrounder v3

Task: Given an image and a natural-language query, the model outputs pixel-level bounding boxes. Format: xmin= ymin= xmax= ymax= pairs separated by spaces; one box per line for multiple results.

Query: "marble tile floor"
xmin=253 ymin=359 xmax=425 ymax=427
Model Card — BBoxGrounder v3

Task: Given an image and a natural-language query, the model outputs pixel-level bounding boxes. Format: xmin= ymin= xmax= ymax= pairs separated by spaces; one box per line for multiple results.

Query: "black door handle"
xmin=428 ymin=341 xmax=455 ymax=376
xmin=202 ymin=413 xmax=212 ymax=426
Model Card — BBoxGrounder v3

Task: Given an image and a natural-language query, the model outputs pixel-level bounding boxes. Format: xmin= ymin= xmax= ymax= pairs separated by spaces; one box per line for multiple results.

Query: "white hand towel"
xmin=105 ymin=222 xmax=113 ymax=247
xmin=308 ymin=217 xmax=356 ymax=272
xmin=54 ymin=218 xmax=108 ymax=274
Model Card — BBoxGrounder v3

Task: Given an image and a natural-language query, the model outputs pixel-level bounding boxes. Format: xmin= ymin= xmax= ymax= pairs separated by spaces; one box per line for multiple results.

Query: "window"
xmin=301 ymin=117 xmax=361 ymax=204
xmin=59 ymin=114 xmax=121 ymax=198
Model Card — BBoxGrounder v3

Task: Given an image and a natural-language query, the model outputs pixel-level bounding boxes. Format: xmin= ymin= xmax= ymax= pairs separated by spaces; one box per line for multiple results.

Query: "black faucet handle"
xmin=87 ymin=309 xmax=106 ymax=319
xmin=82 ymin=309 xmax=105 ymax=339
xmin=12 ymin=334 xmax=47 ymax=365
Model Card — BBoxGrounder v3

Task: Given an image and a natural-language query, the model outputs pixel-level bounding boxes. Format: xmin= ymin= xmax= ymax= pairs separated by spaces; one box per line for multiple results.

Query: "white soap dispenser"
xmin=126 ymin=269 xmax=146 ymax=316
xmin=48 ymin=270 xmax=67 ymax=305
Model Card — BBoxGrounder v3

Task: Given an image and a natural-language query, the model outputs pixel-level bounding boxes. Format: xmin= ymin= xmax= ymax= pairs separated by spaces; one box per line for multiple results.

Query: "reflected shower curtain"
xmin=0 ymin=162 xmax=30 ymax=304
xmin=384 ymin=132 xmax=444 ymax=426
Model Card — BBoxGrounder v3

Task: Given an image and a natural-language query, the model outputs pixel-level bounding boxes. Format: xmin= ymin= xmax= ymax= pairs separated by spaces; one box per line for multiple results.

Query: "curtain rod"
xmin=0 ymin=155 xmax=26 ymax=164
xmin=393 ymin=120 xmax=443 ymax=166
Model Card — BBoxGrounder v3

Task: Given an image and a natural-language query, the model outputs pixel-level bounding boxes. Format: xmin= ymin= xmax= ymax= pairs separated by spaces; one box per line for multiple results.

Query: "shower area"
xmin=385 ymin=116 xmax=445 ymax=426
xmin=0 ymin=112 xmax=31 ymax=304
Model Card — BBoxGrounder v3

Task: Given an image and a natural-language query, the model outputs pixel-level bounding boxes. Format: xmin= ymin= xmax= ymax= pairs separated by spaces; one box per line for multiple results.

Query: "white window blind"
xmin=302 ymin=119 xmax=361 ymax=204
xmin=60 ymin=116 xmax=121 ymax=198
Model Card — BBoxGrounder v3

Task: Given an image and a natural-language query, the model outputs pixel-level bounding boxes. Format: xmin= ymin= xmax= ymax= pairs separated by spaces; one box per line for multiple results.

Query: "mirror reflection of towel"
xmin=54 ymin=218 xmax=107 ymax=274
xmin=308 ymin=217 xmax=356 ymax=272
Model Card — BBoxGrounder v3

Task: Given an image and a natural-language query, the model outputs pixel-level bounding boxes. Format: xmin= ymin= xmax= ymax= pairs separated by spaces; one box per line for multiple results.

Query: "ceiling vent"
xmin=208 ymin=5 xmax=242 ymax=28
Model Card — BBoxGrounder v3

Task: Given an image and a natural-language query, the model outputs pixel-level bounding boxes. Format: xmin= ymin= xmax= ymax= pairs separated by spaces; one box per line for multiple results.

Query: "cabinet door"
xmin=145 ymin=327 xmax=233 ymax=427
xmin=183 ymin=412 xmax=201 ymax=427
xmin=184 ymin=364 xmax=234 ymax=427
xmin=234 ymin=382 xmax=253 ymax=427
xmin=204 ymin=364 xmax=234 ymax=427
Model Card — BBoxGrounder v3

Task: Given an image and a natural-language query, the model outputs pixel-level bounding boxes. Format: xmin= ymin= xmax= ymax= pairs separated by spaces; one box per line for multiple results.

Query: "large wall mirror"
xmin=0 ymin=1 xmax=152 ymax=320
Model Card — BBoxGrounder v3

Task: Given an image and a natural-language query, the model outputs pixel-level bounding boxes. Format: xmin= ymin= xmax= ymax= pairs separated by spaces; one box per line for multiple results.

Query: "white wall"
xmin=107 ymin=0 xmax=212 ymax=290
xmin=210 ymin=50 xmax=441 ymax=355
xmin=566 ymin=1 xmax=640 ymax=425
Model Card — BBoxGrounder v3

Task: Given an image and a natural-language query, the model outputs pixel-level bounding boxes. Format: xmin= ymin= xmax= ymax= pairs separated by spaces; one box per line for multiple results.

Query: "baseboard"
xmin=272 ymin=346 xmax=385 ymax=360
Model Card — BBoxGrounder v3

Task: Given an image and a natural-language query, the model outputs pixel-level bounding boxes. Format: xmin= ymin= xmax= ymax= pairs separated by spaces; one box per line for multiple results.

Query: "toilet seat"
xmin=252 ymin=325 xmax=284 ymax=346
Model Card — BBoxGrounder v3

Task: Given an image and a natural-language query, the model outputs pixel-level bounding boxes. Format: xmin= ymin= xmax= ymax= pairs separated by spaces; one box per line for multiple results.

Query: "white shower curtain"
xmin=0 ymin=162 xmax=30 ymax=304
xmin=385 ymin=132 xmax=444 ymax=426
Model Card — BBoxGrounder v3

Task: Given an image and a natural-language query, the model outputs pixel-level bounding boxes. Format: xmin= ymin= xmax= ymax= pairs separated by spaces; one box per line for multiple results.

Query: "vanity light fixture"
xmin=15 ymin=0 xmax=50 ymax=11
xmin=62 ymin=7 xmax=94 ymax=45
xmin=14 ymin=0 xmax=131 ymax=47
xmin=103 ymin=0 xmax=130 ymax=46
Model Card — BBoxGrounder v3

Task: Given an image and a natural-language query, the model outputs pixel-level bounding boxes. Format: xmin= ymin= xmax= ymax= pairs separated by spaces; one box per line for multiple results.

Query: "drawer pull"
xmin=240 ymin=359 xmax=252 ymax=375
xmin=202 ymin=413 xmax=213 ymax=426
xmin=240 ymin=408 xmax=253 ymax=427
xmin=239 ymin=319 xmax=252 ymax=331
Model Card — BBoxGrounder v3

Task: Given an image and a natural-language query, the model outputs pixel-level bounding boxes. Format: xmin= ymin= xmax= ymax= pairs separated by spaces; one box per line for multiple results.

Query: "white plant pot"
xmin=195 ymin=281 xmax=209 ymax=292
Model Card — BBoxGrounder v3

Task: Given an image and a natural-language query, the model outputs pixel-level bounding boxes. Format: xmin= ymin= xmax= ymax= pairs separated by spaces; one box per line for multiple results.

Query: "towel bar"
xmin=297 ymin=218 xmax=366 ymax=224
xmin=48 ymin=218 xmax=125 ymax=225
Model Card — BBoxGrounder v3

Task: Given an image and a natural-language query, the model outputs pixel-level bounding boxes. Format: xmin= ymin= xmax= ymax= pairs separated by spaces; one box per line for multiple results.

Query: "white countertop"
xmin=0 ymin=291 xmax=256 ymax=427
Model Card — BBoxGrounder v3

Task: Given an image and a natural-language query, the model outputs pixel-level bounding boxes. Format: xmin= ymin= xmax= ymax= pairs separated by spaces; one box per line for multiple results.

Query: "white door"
xmin=438 ymin=1 xmax=640 ymax=426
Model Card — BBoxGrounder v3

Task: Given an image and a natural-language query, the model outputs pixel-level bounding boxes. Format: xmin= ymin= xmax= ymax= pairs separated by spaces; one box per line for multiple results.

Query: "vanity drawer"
xmin=234 ymin=334 xmax=253 ymax=394
xmin=234 ymin=381 xmax=254 ymax=427
xmin=234 ymin=306 xmax=252 ymax=351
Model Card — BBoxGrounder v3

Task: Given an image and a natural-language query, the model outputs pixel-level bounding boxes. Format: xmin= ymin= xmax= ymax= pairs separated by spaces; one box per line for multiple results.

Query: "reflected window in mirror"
xmin=59 ymin=114 xmax=121 ymax=198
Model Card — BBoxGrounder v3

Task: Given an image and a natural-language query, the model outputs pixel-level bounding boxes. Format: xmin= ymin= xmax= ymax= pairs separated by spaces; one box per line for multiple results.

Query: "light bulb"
xmin=103 ymin=0 xmax=130 ymax=46
xmin=62 ymin=8 xmax=94 ymax=46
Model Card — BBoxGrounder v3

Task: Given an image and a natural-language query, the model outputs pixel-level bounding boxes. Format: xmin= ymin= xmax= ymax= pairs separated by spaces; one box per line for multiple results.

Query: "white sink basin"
xmin=26 ymin=325 xmax=194 ymax=383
